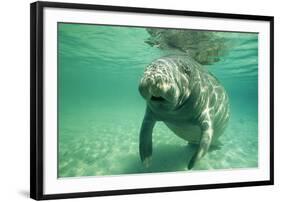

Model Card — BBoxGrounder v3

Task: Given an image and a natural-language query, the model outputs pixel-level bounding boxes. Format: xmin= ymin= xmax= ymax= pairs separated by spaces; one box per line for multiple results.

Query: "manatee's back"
xmin=191 ymin=59 xmax=230 ymax=142
xmin=175 ymin=54 xmax=230 ymax=143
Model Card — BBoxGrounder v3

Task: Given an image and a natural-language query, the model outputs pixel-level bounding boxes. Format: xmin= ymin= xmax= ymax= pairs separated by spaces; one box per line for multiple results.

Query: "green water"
xmin=58 ymin=23 xmax=258 ymax=177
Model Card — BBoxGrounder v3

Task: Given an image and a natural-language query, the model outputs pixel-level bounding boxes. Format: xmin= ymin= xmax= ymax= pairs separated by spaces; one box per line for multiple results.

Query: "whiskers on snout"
xmin=139 ymin=77 xmax=166 ymax=101
xmin=139 ymin=59 xmax=190 ymax=109
xmin=139 ymin=75 xmax=179 ymax=106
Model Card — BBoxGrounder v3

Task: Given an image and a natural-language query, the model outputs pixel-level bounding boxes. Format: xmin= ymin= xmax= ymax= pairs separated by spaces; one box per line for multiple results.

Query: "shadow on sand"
xmin=121 ymin=143 xmax=198 ymax=174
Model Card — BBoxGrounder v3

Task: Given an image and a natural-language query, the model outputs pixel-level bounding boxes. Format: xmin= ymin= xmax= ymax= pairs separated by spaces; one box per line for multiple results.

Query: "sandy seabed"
xmin=59 ymin=104 xmax=258 ymax=178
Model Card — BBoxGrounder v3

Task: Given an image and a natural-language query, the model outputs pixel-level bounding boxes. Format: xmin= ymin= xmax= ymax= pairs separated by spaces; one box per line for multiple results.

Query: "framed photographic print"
xmin=30 ymin=1 xmax=274 ymax=200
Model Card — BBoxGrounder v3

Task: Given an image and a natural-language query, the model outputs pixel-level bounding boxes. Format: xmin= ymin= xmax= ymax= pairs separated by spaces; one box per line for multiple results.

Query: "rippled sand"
xmin=59 ymin=104 xmax=258 ymax=178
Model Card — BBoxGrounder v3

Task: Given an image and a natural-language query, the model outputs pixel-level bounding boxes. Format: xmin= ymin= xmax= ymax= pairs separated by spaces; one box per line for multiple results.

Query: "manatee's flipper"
xmin=139 ymin=107 xmax=156 ymax=167
xmin=188 ymin=116 xmax=214 ymax=169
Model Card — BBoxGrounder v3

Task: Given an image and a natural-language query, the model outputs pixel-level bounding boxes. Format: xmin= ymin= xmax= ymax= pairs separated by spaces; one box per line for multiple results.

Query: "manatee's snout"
xmin=139 ymin=74 xmax=173 ymax=102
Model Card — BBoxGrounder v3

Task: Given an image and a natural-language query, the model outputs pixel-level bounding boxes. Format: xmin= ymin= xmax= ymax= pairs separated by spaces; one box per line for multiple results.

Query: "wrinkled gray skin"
xmin=138 ymin=55 xmax=230 ymax=169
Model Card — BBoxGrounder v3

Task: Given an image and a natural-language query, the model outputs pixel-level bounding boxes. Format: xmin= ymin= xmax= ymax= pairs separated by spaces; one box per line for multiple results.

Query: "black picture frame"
xmin=30 ymin=1 xmax=274 ymax=200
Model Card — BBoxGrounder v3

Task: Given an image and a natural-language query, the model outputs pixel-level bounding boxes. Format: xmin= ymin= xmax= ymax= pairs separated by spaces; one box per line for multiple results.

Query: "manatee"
xmin=138 ymin=54 xmax=230 ymax=169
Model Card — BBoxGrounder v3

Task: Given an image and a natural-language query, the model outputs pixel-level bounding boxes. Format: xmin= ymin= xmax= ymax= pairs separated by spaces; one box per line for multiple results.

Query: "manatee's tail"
xmin=145 ymin=28 xmax=228 ymax=65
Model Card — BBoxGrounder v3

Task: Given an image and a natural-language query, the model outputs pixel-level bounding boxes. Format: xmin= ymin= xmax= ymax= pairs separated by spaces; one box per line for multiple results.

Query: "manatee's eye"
xmin=177 ymin=60 xmax=191 ymax=75
xmin=180 ymin=65 xmax=191 ymax=76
